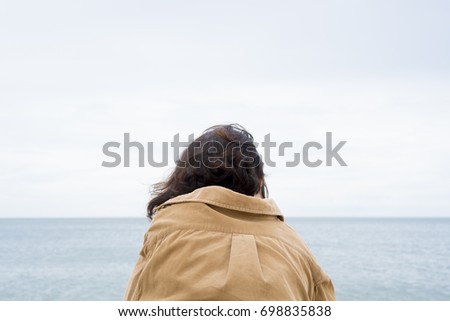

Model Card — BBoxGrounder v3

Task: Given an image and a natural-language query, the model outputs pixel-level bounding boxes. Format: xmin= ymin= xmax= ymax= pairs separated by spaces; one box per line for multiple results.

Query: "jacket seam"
xmin=160 ymin=199 xmax=281 ymax=216
xmin=147 ymin=226 xmax=308 ymax=260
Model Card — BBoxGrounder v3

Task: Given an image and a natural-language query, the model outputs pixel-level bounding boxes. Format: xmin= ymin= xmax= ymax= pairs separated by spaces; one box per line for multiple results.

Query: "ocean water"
xmin=0 ymin=218 xmax=449 ymax=300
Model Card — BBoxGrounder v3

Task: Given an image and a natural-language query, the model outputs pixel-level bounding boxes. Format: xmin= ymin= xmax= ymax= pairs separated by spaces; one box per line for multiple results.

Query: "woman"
xmin=125 ymin=124 xmax=335 ymax=300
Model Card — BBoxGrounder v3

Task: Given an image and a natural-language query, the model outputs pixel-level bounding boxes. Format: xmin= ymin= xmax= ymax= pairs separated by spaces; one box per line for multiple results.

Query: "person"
xmin=125 ymin=124 xmax=335 ymax=300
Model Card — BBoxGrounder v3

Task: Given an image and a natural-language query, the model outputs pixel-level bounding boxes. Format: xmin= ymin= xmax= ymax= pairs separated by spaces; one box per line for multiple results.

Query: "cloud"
xmin=0 ymin=1 xmax=449 ymax=217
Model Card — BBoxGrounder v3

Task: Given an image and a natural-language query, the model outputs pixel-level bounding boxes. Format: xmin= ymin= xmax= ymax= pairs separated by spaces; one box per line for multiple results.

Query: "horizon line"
xmin=0 ymin=216 xmax=449 ymax=219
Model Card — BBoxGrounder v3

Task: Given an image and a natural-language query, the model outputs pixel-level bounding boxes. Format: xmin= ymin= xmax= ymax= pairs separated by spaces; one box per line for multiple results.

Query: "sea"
xmin=0 ymin=217 xmax=449 ymax=301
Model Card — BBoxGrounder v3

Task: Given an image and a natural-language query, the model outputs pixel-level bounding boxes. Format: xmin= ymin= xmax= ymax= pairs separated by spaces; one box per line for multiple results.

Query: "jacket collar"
xmin=156 ymin=185 xmax=284 ymax=221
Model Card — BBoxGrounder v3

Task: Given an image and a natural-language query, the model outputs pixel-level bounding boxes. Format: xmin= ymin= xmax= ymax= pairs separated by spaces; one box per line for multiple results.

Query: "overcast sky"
xmin=1 ymin=0 xmax=449 ymax=218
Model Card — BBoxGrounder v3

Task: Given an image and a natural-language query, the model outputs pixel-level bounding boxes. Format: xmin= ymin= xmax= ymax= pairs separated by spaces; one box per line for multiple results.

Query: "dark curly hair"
xmin=147 ymin=124 xmax=267 ymax=219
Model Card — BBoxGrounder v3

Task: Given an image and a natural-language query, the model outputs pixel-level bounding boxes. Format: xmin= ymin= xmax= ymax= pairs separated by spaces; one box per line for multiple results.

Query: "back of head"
xmin=147 ymin=124 xmax=266 ymax=218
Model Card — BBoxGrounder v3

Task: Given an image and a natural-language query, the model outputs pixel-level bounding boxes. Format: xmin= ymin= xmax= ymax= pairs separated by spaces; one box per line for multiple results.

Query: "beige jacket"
xmin=125 ymin=186 xmax=335 ymax=300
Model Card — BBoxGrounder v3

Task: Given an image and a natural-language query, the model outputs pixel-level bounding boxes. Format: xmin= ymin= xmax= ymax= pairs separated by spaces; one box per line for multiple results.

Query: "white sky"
xmin=1 ymin=0 xmax=449 ymax=218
